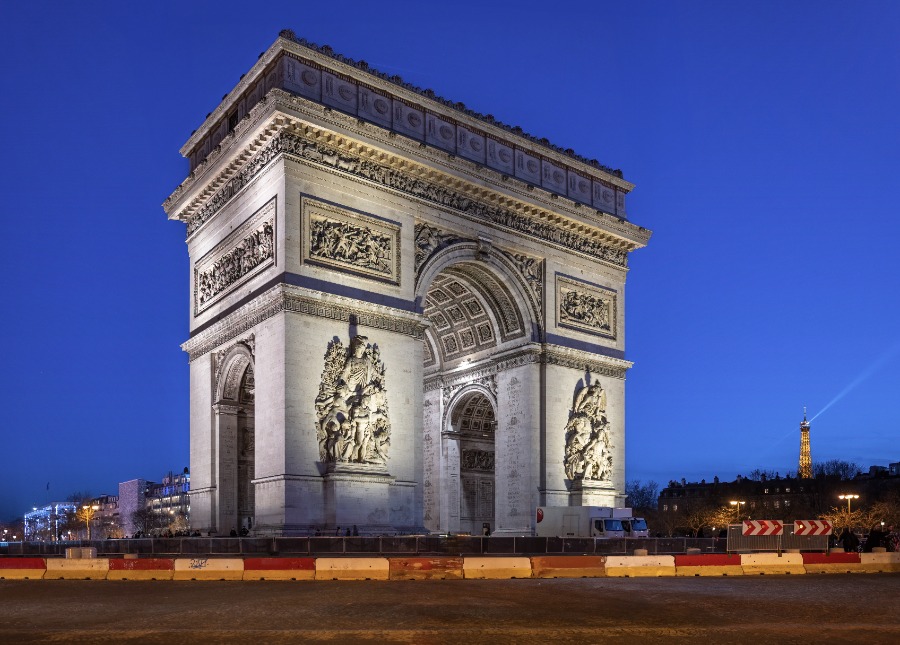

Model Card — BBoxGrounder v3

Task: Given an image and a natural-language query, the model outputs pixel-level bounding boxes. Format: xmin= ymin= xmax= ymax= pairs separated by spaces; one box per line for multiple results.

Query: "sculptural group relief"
xmin=564 ymin=381 xmax=613 ymax=482
xmin=304 ymin=198 xmax=400 ymax=283
xmin=556 ymin=275 xmax=616 ymax=339
xmin=194 ymin=199 xmax=276 ymax=315
xmin=315 ymin=335 xmax=391 ymax=469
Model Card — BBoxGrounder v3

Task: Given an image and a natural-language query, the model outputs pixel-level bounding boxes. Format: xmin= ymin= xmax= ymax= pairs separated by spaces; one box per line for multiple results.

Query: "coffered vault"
xmin=165 ymin=31 xmax=650 ymax=536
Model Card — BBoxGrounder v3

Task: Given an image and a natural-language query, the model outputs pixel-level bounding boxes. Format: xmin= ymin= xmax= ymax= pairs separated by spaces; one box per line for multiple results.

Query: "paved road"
xmin=2 ymin=574 xmax=899 ymax=643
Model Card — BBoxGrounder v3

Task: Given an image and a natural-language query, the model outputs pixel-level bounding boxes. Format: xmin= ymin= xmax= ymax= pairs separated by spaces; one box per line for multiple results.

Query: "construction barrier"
xmin=0 ymin=557 xmax=46 ymax=580
xmin=315 ymin=557 xmax=390 ymax=580
xmin=858 ymin=552 xmax=900 ymax=573
xmin=45 ymin=558 xmax=110 ymax=580
xmin=242 ymin=557 xmax=316 ymax=580
xmin=675 ymin=553 xmax=743 ymax=576
xmin=463 ymin=557 xmax=532 ymax=579
xmin=529 ymin=555 xmax=606 ymax=578
xmin=605 ymin=555 xmax=676 ymax=577
xmin=173 ymin=557 xmax=244 ymax=581
xmin=388 ymin=557 xmax=464 ymax=580
xmin=107 ymin=558 xmax=175 ymax=580
xmin=801 ymin=552 xmax=862 ymax=574
xmin=740 ymin=552 xmax=805 ymax=575
xmin=2 ymin=552 xmax=899 ymax=580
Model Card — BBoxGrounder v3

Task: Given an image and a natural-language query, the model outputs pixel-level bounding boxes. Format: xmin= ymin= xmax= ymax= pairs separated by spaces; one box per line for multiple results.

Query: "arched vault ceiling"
xmin=451 ymin=391 xmax=496 ymax=438
xmin=423 ymin=263 xmax=526 ymax=369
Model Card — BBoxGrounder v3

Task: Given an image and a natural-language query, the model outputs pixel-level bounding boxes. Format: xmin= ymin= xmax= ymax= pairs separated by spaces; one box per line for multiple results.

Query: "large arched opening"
xmin=417 ymin=242 xmax=542 ymax=534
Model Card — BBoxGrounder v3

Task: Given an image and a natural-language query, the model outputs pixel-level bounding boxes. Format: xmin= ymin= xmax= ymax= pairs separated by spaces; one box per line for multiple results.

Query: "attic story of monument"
xmin=164 ymin=31 xmax=651 ymax=536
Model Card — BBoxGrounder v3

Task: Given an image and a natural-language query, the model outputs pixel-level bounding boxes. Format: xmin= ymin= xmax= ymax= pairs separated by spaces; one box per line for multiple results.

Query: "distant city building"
xmin=657 ymin=464 xmax=900 ymax=535
xmin=118 ymin=469 xmax=190 ymax=537
xmin=24 ymin=502 xmax=76 ymax=541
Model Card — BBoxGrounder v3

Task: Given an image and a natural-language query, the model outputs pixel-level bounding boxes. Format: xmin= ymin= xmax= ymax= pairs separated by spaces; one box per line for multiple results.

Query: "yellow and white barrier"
xmin=315 ymin=557 xmax=390 ymax=580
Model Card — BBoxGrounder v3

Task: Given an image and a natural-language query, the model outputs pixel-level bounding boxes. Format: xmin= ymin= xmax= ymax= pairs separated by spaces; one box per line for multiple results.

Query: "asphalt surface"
xmin=2 ymin=574 xmax=899 ymax=643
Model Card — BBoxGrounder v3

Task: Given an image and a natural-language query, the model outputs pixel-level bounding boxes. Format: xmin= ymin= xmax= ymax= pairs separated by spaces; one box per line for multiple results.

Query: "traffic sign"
xmin=742 ymin=520 xmax=784 ymax=536
xmin=793 ymin=520 xmax=832 ymax=536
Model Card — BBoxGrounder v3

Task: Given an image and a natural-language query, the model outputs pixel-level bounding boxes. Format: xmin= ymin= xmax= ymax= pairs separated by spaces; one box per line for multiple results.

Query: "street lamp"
xmin=838 ymin=494 xmax=859 ymax=513
xmin=729 ymin=500 xmax=746 ymax=523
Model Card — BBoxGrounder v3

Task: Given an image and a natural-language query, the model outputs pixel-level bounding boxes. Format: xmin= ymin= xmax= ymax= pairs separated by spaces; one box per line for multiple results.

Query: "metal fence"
xmin=0 ymin=536 xmax=728 ymax=557
xmin=725 ymin=524 xmax=829 ymax=553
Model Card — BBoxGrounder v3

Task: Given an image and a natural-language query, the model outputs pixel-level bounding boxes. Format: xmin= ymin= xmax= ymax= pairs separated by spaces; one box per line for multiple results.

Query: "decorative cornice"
xmin=178 ymin=125 xmax=637 ymax=270
xmin=168 ymin=91 xmax=648 ymax=248
xmin=423 ymin=343 xmax=631 ymax=392
xmin=181 ymin=283 xmax=428 ymax=361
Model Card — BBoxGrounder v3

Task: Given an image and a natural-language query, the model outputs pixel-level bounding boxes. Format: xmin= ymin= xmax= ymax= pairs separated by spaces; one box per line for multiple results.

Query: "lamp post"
xmin=838 ymin=494 xmax=859 ymax=514
xmin=729 ymin=500 xmax=746 ymax=523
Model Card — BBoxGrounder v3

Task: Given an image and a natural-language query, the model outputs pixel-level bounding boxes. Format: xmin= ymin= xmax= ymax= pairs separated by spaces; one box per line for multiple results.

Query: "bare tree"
xmin=625 ymin=480 xmax=659 ymax=511
xmin=812 ymin=460 xmax=862 ymax=480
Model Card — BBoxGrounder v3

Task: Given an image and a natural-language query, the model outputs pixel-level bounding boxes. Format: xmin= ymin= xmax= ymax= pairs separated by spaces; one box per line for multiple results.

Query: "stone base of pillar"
xmin=323 ymin=464 xmax=396 ymax=532
xmin=570 ymin=480 xmax=619 ymax=507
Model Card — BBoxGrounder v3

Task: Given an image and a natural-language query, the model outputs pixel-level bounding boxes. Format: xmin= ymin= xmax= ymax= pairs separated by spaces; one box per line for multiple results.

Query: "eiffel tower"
xmin=798 ymin=408 xmax=812 ymax=479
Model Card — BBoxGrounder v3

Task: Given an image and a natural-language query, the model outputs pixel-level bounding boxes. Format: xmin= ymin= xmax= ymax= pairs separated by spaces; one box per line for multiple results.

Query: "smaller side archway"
xmin=444 ymin=386 xmax=497 ymax=535
xmin=213 ymin=342 xmax=255 ymax=535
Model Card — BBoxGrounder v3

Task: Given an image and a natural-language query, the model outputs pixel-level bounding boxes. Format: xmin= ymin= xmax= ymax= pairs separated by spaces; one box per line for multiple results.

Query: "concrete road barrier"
xmin=859 ymin=552 xmax=900 ymax=573
xmin=463 ymin=557 xmax=532 ymax=579
xmin=740 ymin=553 xmax=805 ymax=575
xmin=315 ymin=557 xmax=390 ymax=580
xmin=45 ymin=558 xmax=110 ymax=580
xmin=388 ymin=557 xmax=464 ymax=580
xmin=605 ymin=555 xmax=676 ymax=577
xmin=801 ymin=552 xmax=862 ymax=574
xmin=0 ymin=557 xmax=47 ymax=580
xmin=530 ymin=556 xmax=606 ymax=578
xmin=675 ymin=554 xmax=743 ymax=576
xmin=107 ymin=558 xmax=175 ymax=580
xmin=243 ymin=558 xmax=316 ymax=580
xmin=173 ymin=557 xmax=244 ymax=581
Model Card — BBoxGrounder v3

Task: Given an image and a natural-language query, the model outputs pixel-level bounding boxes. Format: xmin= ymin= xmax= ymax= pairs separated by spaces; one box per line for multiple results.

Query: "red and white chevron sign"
xmin=793 ymin=520 xmax=833 ymax=536
xmin=742 ymin=520 xmax=784 ymax=536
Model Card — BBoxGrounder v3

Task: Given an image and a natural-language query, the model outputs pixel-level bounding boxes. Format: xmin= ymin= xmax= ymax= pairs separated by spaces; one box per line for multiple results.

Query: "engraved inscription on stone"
xmin=556 ymin=275 xmax=616 ymax=339
xmin=315 ymin=335 xmax=391 ymax=469
xmin=304 ymin=198 xmax=400 ymax=283
xmin=564 ymin=381 xmax=613 ymax=482
xmin=194 ymin=197 xmax=276 ymax=315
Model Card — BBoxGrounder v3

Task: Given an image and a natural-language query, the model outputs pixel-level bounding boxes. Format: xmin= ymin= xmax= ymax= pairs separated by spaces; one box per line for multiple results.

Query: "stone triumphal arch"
xmin=164 ymin=31 xmax=651 ymax=536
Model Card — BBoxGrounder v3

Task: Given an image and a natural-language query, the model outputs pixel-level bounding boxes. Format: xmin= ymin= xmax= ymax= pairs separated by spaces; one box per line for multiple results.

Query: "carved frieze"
xmin=194 ymin=199 xmax=276 ymax=315
xmin=556 ymin=275 xmax=616 ymax=339
xmin=184 ymin=130 xmax=629 ymax=269
xmin=315 ymin=335 xmax=391 ymax=469
xmin=303 ymin=198 xmax=400 ymax=284
xmin=564 ymin=381 xmax=613 ymax=482
xmin=461 ymin=449 xmax=495 ymax=472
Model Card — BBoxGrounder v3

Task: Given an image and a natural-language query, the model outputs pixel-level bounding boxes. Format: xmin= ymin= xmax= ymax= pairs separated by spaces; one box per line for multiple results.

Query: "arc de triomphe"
xmin=164 ymin=31 xmax=651 ymax=536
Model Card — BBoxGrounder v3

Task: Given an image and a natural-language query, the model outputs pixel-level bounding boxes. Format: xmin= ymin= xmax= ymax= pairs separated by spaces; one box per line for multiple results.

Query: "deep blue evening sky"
xmin=2 ymin=1 xmax=898 ymax=520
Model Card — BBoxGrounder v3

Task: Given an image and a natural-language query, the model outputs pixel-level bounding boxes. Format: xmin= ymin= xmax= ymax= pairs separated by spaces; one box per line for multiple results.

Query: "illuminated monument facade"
xmin=164 ymin=31 xmax=651 ymax=535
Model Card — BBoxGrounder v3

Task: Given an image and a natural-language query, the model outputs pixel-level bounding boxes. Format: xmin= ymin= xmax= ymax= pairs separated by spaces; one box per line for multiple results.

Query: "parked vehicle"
xmin=535 ymin=506 xmax=648 ymax=538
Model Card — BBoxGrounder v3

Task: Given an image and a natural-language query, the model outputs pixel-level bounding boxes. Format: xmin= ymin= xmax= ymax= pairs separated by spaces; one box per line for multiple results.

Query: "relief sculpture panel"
xmin=564 ymin=381 xmax=613 ymax=482
xmin=315 ymin=335 xmax=392 ymax=469
xmin=556 ymin=275 xmax=616 ymax=339
xmin=194 ymin=198 xmax=276 ymax=315
xmin=303 ymin=197 xmax=400 ymax=283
